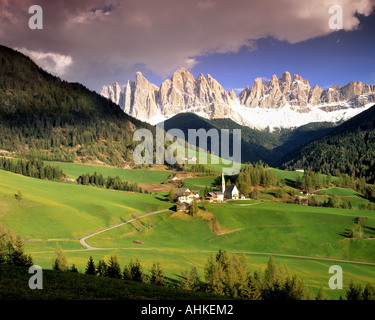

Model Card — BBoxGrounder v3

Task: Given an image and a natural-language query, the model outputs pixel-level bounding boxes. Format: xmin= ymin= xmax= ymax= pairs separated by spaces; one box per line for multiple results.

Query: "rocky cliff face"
xmin=101 ymin=69 xmax=375 ymax=130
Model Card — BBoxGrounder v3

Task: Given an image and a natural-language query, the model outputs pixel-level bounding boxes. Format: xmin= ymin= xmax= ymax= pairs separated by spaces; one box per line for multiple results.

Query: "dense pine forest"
xmin=0 ymin=45 xmax=152 ymax=167
xmin=281 ymin=105 xmax=375 ymax=183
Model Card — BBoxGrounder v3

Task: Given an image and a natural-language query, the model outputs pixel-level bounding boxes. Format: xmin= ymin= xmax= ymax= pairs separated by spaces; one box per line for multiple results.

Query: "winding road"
xmin=79 ymin=209 xmax=170 ymax=250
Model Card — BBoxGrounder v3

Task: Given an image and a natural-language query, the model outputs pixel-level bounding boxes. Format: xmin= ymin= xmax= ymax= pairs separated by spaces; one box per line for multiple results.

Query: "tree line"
xmin=77 ymin=249 xmax=374 ymax=300
xmin=235 ymin=162 xmax=279 ymax=198
xmin=0 ymin=157 xmax=64 ymax=181
xmin=77 ymin=172 xmax=144 ymax=193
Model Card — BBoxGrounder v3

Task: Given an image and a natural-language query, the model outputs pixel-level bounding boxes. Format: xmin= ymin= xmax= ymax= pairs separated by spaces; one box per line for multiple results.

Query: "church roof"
xmin=225 ymin=185 xmax=237 ymax=193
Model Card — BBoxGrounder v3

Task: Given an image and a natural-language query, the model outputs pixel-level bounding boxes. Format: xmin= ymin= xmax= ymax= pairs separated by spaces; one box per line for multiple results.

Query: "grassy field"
xmin=0 ymin=170 xmax=172 ymax=240
xmin=47 ymin=161 xmax=171 ymax=184
xmin=182 ymin=176 xmax=221 ymax=193
xmin=77 ymin=201 xmax=375 ymax=299
xmin=85 ymin=202 xmax=375 ymax=262
xmin=180 ymin=147 xmax=243 ymax=174
xmin=1 ymin=165 xmax=375 ymax=300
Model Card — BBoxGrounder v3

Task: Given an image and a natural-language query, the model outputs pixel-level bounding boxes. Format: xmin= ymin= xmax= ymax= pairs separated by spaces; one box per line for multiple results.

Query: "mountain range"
xmin=1 ymin=44 xmax=375 ymax=181
xmin=101 ymin=68 xmax=375 ymax=130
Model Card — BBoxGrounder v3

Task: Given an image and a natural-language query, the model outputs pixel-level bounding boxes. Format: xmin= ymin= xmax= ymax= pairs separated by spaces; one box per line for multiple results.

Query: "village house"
xmin=205 ymin=191 xmax=224 ymax=203
xmin=173 ymin=188 xmax=200 ymax=204
xmin=176 ymin=202 xmax=189 ymax=212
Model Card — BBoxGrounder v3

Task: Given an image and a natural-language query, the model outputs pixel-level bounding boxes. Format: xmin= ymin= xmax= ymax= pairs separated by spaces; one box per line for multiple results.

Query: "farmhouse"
xmin=205 ymin=191 xmax=224 ymax=203
xmin=176 ymin=202 xmax=189 ymax=212
xmin=173 ymin=188 xmax=200 ymax=204
xmin=295 ymin=168 xmax=305 ymax=173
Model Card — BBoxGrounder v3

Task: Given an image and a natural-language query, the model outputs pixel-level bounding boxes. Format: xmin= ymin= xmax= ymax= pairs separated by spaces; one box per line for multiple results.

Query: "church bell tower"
xmin=221 ymin=172 xmax=225 ymax=194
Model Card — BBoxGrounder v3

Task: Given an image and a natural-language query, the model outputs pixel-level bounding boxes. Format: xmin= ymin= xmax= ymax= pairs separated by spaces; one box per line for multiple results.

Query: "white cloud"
xmin=16 ymin=48 xmax=73 ymax=76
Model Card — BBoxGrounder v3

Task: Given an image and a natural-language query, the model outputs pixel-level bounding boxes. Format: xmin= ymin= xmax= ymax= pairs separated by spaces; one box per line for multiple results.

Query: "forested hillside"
xmin=281 ymin=104 xmax=375 ymax=182
xmin=0 ymin=45 xmax=151 ymax=166
xmin=162 ymin=113 xmax=335 ymax=166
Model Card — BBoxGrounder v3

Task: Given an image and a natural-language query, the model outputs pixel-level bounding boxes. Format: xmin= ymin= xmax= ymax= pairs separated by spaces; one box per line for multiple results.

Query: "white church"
xmin=221 ymin=172 xmax=239 ymax=200
xmin=205 ymin=173 xmax=241 ymax=203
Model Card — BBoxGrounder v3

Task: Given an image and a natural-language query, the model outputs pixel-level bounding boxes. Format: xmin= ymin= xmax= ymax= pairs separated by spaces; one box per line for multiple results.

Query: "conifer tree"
xmin=96 ymin=259 xmax=107 ymax=277
xmin=129 ymin=258 xmax=145 ymax=282
xmin=105 ymin=254 xmax=122 ymax=279
xmin=150 ymin=261 xmax=166 ymax=286
xmin=247 ymin=274 xmax=262 ymax=300
xmin=362 ymin=283 xmax=375 ymax=300
xmin=346 ymin=280 xmax=363 ymax=300
xmin=123 ymin=264 xmax=132 ymax=280
xmin=204 ymin=254 xmax=224 ymax=296
xmin=10 ymin=235 xmax=33 ymax=267
xmin=85 ymin=256 xmax=96 ymax=276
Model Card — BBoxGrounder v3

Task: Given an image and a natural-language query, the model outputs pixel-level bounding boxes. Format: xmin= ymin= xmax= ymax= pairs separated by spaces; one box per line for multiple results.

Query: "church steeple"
xmin=221 ymin=172 xmax=225 ymax=194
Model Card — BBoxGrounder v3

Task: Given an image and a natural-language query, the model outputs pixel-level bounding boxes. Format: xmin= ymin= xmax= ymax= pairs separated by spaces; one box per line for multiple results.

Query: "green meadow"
xmin=1 ymin=164 xmax=375 ymax=300
xmin=86 ymin=202 xmax=375 ymax=263
xmin=182 ymin=176 xmax=220 ymax=193
xmin=47 ymin=161 xmax=171 ymax=184
xmin=0 ymin=169 xmax=171 ymax=240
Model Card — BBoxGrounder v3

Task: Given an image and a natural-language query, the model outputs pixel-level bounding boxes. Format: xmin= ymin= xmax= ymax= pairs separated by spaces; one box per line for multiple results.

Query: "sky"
xmin=0 ymin=0 xmax=375 ymax=93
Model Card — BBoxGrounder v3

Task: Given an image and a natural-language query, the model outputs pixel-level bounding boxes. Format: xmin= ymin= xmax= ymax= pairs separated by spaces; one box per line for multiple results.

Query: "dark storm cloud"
xmin=0 ymin=0 xmax=374 ymax=91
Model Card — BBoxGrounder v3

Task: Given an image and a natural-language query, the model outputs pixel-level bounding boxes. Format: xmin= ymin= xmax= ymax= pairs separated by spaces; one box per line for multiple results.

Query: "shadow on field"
xmin=338 ymin=229 xmax=353 ymax=238
xmin=156 ymin=195 xmax=169 ymax=202
xmin=285 ymin=178 xmax=296 ymax=188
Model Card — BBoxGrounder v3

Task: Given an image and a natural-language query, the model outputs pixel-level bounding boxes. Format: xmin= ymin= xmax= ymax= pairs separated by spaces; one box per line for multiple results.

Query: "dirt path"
xmin=231 ymin=201 xmax=264 ymax=206
xmin=79 ymin=209 xmax=170 ymax=250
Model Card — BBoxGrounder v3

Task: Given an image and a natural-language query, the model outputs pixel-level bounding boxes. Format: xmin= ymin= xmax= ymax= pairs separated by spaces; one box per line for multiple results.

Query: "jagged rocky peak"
xmin=101 ymin=81 xmax=123 ymax=106
xmin=289 ymin=74 xmax=311 ymax=107
xmin=101 ymin=69 xmax=375 ymax=129
xmin=279 ymin=71 xmax=292 ymax=94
